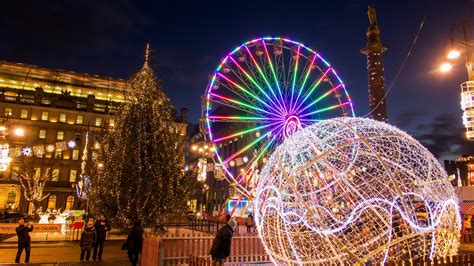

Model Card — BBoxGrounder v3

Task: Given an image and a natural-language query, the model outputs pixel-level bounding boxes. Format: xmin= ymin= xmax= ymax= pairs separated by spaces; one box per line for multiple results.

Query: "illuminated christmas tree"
xmin=15 ymin=156 xmax=53 ymax=213
xmin=90 ymin=45 xmax=192 ymax=231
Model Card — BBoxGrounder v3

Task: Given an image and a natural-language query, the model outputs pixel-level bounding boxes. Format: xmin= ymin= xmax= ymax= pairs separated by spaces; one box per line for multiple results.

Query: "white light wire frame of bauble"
xmin=254 ymin=117 xmax=461 ymax=265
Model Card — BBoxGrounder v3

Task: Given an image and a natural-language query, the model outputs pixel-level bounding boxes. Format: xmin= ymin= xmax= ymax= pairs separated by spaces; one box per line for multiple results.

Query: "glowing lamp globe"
xmin=254 ymin=117 xmax=460 ymax=265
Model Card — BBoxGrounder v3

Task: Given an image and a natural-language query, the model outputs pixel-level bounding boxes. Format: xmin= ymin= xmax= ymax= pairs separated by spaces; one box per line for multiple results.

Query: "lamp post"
xmin=440 ymin=21 xmax=474 ymax=140
xmin=190 ymin=141 xmax=215 ymax=216
xmin=0 ymin=114 xmax=26 ymax=171
xmin=190 ymin=142 xmax=215 ymax=182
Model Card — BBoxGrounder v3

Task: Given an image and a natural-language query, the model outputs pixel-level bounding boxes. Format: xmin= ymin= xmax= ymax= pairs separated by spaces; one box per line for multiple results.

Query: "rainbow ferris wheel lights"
xmin=202 ymin=36 xmax=355 ymax=198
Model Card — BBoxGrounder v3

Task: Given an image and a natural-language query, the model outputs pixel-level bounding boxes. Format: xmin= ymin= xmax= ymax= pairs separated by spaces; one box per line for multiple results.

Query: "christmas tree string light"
xmin=254 ymin=117 xmax=461 ymax=265
xmin=89 ymin=44 xmax=193 ymax=231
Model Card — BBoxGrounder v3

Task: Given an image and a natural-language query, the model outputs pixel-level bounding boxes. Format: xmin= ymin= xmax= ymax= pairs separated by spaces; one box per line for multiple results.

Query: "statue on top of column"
xmin=368 ymin=4 xmax=377 ymax=26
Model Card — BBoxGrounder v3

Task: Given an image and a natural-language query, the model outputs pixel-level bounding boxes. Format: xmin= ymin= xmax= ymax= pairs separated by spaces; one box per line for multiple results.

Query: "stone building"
xmin=0 ymin=59 xmax=187 ymax=214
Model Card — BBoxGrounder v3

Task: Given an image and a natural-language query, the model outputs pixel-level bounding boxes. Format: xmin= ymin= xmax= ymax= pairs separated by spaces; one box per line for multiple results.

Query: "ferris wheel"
xmin=202 ymin=37 xmax=355 ymax=205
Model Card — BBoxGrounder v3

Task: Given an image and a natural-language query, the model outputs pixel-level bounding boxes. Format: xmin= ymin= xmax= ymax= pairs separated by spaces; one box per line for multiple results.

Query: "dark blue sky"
xmin=1 ymin=0 xmax=473 ymax=159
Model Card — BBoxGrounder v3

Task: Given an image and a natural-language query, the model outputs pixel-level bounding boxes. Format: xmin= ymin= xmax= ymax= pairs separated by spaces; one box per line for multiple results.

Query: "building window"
xmin=55 ymin=150 xmax=62 ymax=159
xmin=11 ymin=166 xmax=19 ymax=180
xmin=41 ymin=111 xmax=49 ymax=121
xmin=59 ymin=113 xmax=66 ymax=123
xmin=69 ymin=169 xmax=77 ymax=182
xmin=95 ymin=117 xmax=102 ymax=127
xmin=57 ymin=131 xmax=64 ymax=140
xmin=21 ymin=109 xmax=28 ymax=119
xmin=72 ymin=150 xmax=79 ymax=160
xmin=74 ymin=133 xmax=81 ymax=142
xmin=76 ymin=115 xmax=83 ymax=125
xmin=4 ymin=108 xmax=12 ymax=117
xmin=47 ymin=195 xmax=57 ymax=209
xmin=109 ymin=118 xmax=115 ymax=127
xmin=39 ymin=129 xmax=47 ymax=139
xmin=7 ymin=191 xmax=16 ymax=205
xmin=52 ymin=168 xmax=59 ymax=181
xmin=65 ymin=195 xmax=75 ymax=210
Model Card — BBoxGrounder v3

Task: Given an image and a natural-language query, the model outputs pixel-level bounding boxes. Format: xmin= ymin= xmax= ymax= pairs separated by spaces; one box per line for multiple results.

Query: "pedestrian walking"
xmin=469 ymin=215 xmax=474 ymax=242
xmin=245 ymin=214 xmax=252 ymax=233
xmin=464 ymin=216 xmax=472 ymax=243
xmin=126 ymin=219 xmax=144 ymax=266
xmin=15 ymin=218 xmax=33 ymax=264
xmin=79 ymin=221 xmax=97 ymax=261
xmin=251 ymin=213 xmax=257 ymax=233
xmin=210 ymin=214 xmax=237 ymax=266
xmin=93 ymin=215 xmax=111 ymax=260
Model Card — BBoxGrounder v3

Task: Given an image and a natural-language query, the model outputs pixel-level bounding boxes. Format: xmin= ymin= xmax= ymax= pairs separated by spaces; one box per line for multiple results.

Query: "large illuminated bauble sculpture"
xmin=254 ymin=117 xmax=461 ymax=265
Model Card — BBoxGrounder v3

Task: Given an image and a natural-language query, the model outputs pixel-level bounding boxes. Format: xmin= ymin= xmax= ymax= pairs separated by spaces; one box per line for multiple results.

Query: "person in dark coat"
xmin=80 ymin=221 xmax=97 ymax=261
xmin=126 ymin=220 xmax=144 ymax=266
xmin=93 ymin=215 xmax=111 ymax=261
xmin=209 ymin=214 xmax=237 ymax=265
xmin=15 ymin=218 xmax=33 ymax=263
xmin=245 ymin=214 xmax=253 ymax=233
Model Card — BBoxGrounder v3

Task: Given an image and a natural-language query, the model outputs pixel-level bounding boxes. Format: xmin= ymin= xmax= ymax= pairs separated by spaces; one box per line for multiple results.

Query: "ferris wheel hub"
xmin=283 ymin=115 xmax=302 ymax=139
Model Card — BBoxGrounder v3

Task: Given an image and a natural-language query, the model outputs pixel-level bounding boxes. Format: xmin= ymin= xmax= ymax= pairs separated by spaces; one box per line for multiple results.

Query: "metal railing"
xmin=140 ymin=233 xmax=269 ymax=266
xmin=0 ymin=225 xmax=127 ymax=244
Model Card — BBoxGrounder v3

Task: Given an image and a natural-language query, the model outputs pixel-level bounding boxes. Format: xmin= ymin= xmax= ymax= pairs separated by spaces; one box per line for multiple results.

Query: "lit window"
xmin=74 ymin=133 xmax=81 ymax=141
xmin=95 ymin=117 xmax=102 ymax=127
xmin=65 ymin=195 xmax=75 ymax=210
xmin=52 ymin=169 xmax=59 ymax=181
xmin=69 ymin=170 xmax=77 ymax=182
xmin=4 ymin=108 xmax=12 ymax=117
xmin=109 ymin=118 xmax=115 ymax=127
xmin=59 ymin=113 xmax=66 ymax=123
xmin=57 ymin=131 xmax=64 ymax=140
xmin=21 ymin=109 xmax=28 ymax=119
xmin=72 ymin=150 xmax=79 ymax=160
xmin=7 ymin=191 xmax=16 ymax=205
xmin=76 ymin=115 xmax=83 ymax=124
xmin=55 ymin=150 xmax=62 ymax=159
xmin=39 ymin=129 xmax=46 ymax=139
xmin=47 ymin=195 xmax=57 ymax=209
xmin=41 ymin=112 xmax=49 ymax=121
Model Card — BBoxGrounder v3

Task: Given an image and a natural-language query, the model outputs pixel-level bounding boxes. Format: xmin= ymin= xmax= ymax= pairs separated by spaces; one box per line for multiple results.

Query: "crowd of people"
xmin=13 ymin=215 xmax=144 ymax=265
xmin=79 ymin=214 xmax=111 ymax=261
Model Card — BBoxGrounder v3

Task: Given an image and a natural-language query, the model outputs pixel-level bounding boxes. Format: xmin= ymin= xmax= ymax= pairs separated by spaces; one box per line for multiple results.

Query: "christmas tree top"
xmin=126 ymin=44 xmax=173 ymax=114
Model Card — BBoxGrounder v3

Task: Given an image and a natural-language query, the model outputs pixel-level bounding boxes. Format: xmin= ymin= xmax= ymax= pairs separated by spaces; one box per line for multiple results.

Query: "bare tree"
xmin=14 ymin=157 xmax=53 ymax=213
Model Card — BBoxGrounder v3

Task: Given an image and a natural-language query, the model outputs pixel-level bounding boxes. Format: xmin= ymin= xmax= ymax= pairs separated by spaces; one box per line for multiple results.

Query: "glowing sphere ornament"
xmin=254 ymin=117 xmax=460 ymax=265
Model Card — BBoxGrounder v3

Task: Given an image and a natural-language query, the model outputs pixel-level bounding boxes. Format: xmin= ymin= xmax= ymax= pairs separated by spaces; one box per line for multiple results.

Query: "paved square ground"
xmin=0 ymin=241 xmax=129 ymax=265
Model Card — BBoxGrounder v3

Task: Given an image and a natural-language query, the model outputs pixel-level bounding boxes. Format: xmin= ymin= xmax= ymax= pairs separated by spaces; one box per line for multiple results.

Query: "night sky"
xmin=1 ymin=0 xmax=473 ymax=159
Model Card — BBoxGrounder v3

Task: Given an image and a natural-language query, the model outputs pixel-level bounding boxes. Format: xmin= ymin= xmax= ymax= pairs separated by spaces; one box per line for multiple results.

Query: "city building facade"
xmin=0 ymin=60 xmax=187 ymax=214
xmin=444 ymin=155 xmax=474 ymax=186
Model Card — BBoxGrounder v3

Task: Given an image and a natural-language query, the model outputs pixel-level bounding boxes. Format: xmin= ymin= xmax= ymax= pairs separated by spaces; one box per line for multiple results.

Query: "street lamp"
xmin=447 ymin=49 xmax=461 ymax=59
xmin=440 ymin=20 xmax=474 ymax=140
xmin=13 ymin=128 xmax=25 ymax=137
xmin=440 ymin=62 xmax=453 ymax=72
xmin=190 ymin=141 xmax=215 ymax=181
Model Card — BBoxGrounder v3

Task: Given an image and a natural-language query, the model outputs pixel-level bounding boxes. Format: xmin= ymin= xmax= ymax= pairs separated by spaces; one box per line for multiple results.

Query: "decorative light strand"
xmin=254 ymin=117 xmax=461 ymax=265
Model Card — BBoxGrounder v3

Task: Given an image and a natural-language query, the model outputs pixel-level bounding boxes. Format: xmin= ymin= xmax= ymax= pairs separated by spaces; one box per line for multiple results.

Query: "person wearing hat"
xmin=210 ymin=214 xmax=237 ymax=265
